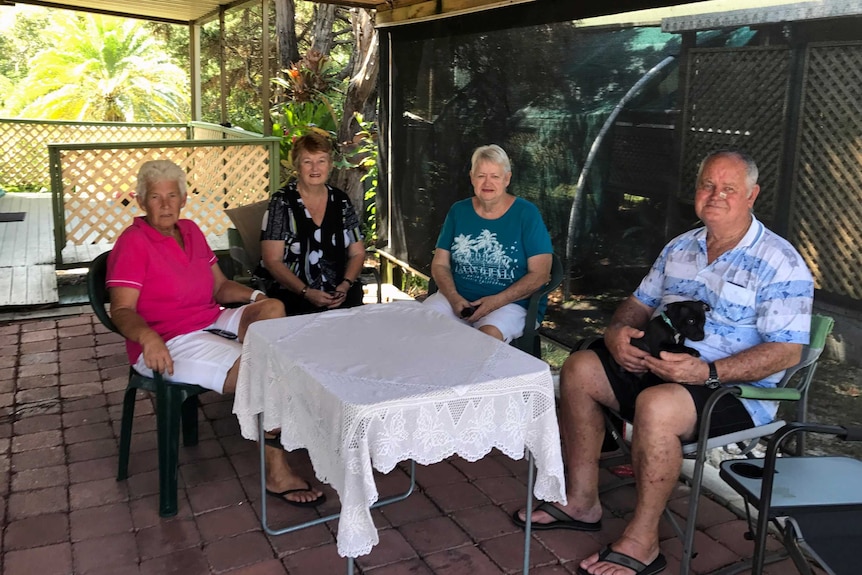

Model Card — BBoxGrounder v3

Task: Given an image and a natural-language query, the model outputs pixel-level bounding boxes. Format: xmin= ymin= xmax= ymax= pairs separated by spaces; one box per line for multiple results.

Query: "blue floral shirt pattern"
xmin=633 ymin=216 xmax=814 ymax=425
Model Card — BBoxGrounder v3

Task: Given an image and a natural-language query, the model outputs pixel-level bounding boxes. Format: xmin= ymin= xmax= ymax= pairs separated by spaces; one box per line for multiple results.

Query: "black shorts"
xmin=585 ymin=339 xmax=754 ymax=439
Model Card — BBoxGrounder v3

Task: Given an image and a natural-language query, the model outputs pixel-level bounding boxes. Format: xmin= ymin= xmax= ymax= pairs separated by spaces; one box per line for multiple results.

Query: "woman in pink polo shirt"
xmin=106 ymin=160 xmax=325 ymax=507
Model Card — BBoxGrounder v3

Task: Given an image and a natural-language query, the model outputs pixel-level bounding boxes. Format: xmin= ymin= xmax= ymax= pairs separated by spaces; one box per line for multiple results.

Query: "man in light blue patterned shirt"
xmin=514 ymin=150 xmax=814 ymax=575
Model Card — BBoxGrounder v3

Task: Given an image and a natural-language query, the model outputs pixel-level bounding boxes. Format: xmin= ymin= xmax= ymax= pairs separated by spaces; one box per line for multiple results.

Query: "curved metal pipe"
xmin=563 ymin=55 xmax=676 ymax=298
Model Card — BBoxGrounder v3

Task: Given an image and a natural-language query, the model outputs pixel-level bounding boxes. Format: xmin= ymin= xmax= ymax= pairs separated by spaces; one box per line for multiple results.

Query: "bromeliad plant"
xmin=269 ymin=52 xmax=379 ymax=246
xmin=271 ymin=50 xmax=343 ymax=181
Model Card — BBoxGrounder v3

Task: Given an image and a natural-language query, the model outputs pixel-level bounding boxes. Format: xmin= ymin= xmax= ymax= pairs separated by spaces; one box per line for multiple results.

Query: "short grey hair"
xmin=136 ymin=160 xmax=188 ymax=202
xmin=697 ymin=150 xmax=759 ymax=196
xmin=470 ymin=144 xmax=511 ymax=174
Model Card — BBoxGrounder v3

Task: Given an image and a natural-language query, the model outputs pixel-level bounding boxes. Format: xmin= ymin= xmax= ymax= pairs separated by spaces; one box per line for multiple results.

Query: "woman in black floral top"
xmin=259 ymin=133 xmax=365 ymax=314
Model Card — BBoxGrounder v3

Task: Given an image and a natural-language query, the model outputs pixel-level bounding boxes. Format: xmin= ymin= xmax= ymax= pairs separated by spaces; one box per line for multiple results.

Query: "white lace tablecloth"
xmin=234 ymin=301 xmax=566 ymax=558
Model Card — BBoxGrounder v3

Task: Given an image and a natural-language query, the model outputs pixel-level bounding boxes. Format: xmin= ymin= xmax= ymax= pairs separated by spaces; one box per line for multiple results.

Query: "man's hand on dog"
xmin=643 ymin=351 xmax=710 ymax=384
xmin=607 ymin=322 xmax=712 ymax=383
xmin=606 ymin=323 xmax=649 ymax=373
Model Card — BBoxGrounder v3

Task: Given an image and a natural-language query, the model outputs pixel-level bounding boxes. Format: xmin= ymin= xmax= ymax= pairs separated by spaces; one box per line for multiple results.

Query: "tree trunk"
xmin=310 ymin=4 xmax=338 ymax=56
xmin=274 ymin=0 xmax=299 ymax=69
xmin=333 ymin=9 xmax=379 ymax=212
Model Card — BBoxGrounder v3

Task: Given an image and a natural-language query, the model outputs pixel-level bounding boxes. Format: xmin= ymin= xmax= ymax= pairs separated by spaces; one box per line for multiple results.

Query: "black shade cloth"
xmin=380 ymin=11 xmax=756 ymax=294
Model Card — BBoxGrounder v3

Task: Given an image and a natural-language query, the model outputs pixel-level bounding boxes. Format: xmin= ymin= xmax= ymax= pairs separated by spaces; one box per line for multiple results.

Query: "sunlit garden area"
xmin=0 ymin=2 xmax=379 ymax=243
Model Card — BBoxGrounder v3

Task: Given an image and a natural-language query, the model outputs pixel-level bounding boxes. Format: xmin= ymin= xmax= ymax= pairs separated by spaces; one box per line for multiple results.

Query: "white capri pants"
xmin=132 ymin=306 xmax=247 ymax=393
xmin=423 ymin=291 xmax=527 ymax=343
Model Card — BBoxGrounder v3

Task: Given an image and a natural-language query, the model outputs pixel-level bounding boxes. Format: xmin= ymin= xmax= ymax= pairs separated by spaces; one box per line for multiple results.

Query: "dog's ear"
xmin=701 ymin=301 xmax=710 ymax=312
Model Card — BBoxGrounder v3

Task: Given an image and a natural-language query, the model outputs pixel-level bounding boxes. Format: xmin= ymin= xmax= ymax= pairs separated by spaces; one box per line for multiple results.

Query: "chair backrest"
xmin=511 ymin=253 xmax=564 ymax=354
xmin=777 ymin=313 xmax=835 ymax=393
xmin=523 ymin=253 xmax=564 ymax=325
xmin=87 ymin=250 xmax=120 ymax=335
xmin=225 ymin=200 xmax=269 ymax=275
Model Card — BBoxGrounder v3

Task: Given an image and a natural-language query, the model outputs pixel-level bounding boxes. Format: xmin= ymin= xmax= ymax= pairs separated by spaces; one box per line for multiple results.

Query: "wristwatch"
xmin=704 ymin=362 xmax=721 ymax=389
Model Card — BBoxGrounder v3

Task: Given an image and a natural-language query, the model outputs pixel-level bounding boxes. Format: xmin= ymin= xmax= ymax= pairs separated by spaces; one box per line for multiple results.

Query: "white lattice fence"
xmin=56 ymin=143 xmax=273 ymax=266
xmin=0 ymin=120 xmax=186 ymax=189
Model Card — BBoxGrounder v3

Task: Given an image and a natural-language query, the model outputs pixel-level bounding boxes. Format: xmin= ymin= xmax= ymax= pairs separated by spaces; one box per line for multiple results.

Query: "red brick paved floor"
xmin=0 ymin=311 xmax=815 ymax=575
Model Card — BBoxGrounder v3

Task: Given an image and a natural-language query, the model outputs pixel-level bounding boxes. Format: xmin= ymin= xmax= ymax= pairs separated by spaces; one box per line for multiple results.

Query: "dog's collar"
xmin=659 ymin=311 xmax=675 ymax=329
xmin=660 ymin=311 xmax=683 ymax=344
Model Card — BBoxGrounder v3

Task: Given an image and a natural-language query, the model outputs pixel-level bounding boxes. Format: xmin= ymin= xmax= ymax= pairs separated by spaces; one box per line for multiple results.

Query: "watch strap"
xmin=705 ymin=361 xmax=721 ymax=388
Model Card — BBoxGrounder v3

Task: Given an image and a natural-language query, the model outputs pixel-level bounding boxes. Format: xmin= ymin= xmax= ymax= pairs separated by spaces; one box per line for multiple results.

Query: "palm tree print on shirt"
xmin=450 ymin=231 xmax=515 ymax=286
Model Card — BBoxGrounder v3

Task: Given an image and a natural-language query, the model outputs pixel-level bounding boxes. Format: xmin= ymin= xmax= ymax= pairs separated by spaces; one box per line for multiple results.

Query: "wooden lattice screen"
xmin=790 ymin=41 xmax=862 ymax=301
xmin=0 ymin=119 xmax=186 ymax=190
xmin=52 ymin=140 xmax=277 ymax=267
xmin=679 ymin=46 xmax=792 ymax=222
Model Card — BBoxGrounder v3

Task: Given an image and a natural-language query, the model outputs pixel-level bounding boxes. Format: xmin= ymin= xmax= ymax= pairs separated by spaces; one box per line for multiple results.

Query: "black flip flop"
xmin=266 ymin=481 xmax=327 ymax=508
xmin=577 ymin=547 xmax=667 ymax=575
xmin=511 ymin=501 xmax=602 ymax=531
xmin=263 ymin=432 xmax=283 ymax=450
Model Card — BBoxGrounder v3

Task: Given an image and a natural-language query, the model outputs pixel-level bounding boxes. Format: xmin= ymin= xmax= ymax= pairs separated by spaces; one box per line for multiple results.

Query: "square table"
xmin=233 ymin=301 xmax=566 ymax=561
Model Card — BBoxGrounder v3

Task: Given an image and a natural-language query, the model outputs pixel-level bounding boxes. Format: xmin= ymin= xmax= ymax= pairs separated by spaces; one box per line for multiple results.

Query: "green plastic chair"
xmin=87 ymin=250 xmax=210 ymax=517
xmin=427 ymin=252 xmax=564 ymax=358
xmin=596 ymin=313 xmax=835 ymax=574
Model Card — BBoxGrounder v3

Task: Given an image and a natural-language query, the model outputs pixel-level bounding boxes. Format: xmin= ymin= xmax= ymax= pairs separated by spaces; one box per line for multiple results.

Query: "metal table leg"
xmin=523 ymin=450 xmax=535 ymax=574
xmin=257 ymin=415 xmax=417 ymax=567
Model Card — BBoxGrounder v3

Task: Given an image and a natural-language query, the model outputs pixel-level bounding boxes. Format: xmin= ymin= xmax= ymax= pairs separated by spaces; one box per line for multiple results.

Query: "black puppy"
xmin=630 ymin=300 xmax=710 ymax=358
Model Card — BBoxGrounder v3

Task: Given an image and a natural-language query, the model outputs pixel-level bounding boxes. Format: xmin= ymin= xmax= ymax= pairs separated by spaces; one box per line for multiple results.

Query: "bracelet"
xmin=343 ymin=278 xmax=355 ymax=287
xmin=249 ymin=289 xmax=264 ymax=303
xmin=300 ymin=285 xmax=308 ymax=298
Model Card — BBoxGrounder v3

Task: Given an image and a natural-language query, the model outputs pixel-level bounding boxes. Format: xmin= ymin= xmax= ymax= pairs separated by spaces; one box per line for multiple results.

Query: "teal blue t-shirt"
xmin=436 ymin=197 xmax=553 ymax=313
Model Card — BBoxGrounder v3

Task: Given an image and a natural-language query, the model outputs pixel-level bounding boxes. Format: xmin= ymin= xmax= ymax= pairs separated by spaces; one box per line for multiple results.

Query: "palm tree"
xmin=8 ymin=13 xmax=189 ymax=122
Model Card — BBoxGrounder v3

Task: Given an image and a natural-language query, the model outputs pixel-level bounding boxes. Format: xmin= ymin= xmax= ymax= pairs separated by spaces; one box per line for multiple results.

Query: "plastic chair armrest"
xmin=733 ymin=385 xmax=801 ymax=402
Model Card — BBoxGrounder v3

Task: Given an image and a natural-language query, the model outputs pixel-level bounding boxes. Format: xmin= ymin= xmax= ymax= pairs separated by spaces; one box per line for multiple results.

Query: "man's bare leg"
xmin=516 ymin=349 xmax=617 ymax=525
xmin=579 ymin=383 xmax=696 ymax=575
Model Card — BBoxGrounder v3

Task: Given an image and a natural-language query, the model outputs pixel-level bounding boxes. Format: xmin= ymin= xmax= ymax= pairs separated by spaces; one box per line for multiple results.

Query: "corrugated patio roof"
xmin=0 ymin=0 xmax=720 ymax=26
xmin=2 ymin=0 xmax=389 ymax=25
xmin=7 ymin=0 xmax=856 ymax=28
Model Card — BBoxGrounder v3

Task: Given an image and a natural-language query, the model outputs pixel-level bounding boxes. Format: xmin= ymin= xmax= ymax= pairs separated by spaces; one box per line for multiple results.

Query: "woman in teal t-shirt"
xmin=425 ymin=144 xmax=553 ymax=343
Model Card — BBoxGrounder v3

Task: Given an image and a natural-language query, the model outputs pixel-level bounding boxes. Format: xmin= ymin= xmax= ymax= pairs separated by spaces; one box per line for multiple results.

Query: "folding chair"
xmin=87 ymin=250 xmax=210 ymax=517
xmin=427 ymin=252 xmax=564 ymax=358
xmin=719 ymin=421 xmax=862 ymax=575
xmin=597 ymin=313 xmax=834 ymax=573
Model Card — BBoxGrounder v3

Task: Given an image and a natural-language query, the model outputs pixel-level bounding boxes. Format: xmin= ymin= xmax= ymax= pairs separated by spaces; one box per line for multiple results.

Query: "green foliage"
xmin=191 ymin=3 xmax=353 ymax=129
xmin=270 ymin=51 xmax=345 ymax=181
xmin=352 ymin=112 xmax=379 ymax=244
xmin=5 ymin=12 xmax=188 ymax=121
xmin=0 ymin=8 xmax=50 ymax=79
xmin=1 ymin=183 xmax=46 ymax=194
xmin=0 ymin=7 xmax=51 ymax=112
